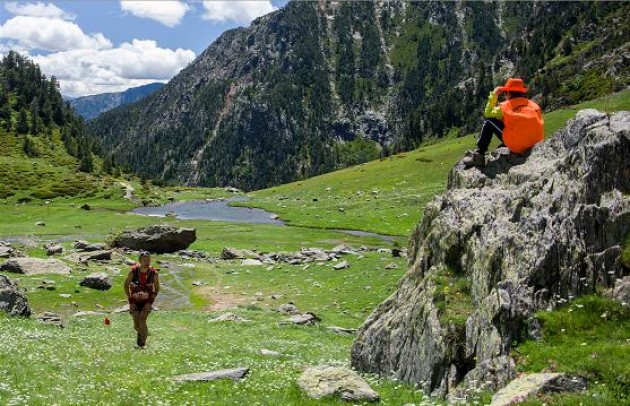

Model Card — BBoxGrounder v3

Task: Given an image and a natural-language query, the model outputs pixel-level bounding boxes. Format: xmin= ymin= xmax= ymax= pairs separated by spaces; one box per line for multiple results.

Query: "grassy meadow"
xmin=0 ymin=90 xmax=628 ymax=405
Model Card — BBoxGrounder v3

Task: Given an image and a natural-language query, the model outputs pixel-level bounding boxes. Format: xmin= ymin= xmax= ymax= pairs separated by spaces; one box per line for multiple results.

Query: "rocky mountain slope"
xmin=69 ymin=83 xmax=164 ymax=120
xmin=351 ymin=109 xmax=630 ymax=400
xmin=88 ymin=1 xmax=629 ymax=190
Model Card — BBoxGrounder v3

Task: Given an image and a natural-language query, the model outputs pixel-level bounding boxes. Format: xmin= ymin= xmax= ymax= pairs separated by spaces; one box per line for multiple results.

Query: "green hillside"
xmin=240 ymin=90 xmax=630 ymax=236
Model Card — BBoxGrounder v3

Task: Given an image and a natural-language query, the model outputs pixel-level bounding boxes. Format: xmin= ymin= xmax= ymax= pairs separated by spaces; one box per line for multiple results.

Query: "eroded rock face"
xmin=351 ymin=110 xmax=630 ymax=399
xmin=0 ymin=258 xmax=71 ymax=275
xmin=111 ymin=225 xmax=196 ymax=253
xmin=0 ymin=274 xmax=31 ymax=316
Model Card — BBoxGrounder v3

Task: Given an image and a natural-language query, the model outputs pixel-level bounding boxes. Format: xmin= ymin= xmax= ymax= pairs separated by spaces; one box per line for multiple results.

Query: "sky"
xmin=0 ymin=1 xmax=289 ymax=97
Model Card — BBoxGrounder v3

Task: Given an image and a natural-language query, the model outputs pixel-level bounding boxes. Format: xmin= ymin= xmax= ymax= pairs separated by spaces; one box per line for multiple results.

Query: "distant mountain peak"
xmin=69 ymin=82 xmax=165 ymax=120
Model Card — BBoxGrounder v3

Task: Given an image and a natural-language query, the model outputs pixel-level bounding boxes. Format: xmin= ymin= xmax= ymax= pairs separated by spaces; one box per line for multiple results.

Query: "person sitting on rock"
xmin=124 ymin=251 xmax=160 ymax=348
xmin=463 ymin=78 xmax=544 ymax=168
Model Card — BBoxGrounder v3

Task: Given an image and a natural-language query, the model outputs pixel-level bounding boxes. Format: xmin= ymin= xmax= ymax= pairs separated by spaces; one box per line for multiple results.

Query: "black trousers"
xmin=477 ymin=118 xmax=504 ymax=154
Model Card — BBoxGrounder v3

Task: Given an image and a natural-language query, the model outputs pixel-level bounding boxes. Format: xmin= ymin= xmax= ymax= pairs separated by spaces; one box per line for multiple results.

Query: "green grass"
xmin=0 ymin=89 xmax=628 ymax=405
xmin=513 ymin=296 xmax=630 ymax=405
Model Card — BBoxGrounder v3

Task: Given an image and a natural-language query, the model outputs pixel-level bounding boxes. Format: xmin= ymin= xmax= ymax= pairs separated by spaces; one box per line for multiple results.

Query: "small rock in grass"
xmin=35 ymin=221 xmax=45 ymax=226
xmin=287 ymin=312 xmax=320 ymax=326
xmin=260 ymin=349 xmax=281 ymax=356
xmin=278 ymin=303 xmax=299 ymax=314
xmin=327 ymin=326 xmax=358 ymax=336
xmin=209 ymin=312 xmax=252 ymax=323
xmin=172 ymin=367 xmax=249 ymax=382
xmin=79 ymin=273 xmax=112 ymax=290
xmin=333 ymin=261 xmax=349 ymax=270
xmin=297 ymin=366 xmax=379 ymax=402
xmin=385 ymin=263 xmax=398 ymax=270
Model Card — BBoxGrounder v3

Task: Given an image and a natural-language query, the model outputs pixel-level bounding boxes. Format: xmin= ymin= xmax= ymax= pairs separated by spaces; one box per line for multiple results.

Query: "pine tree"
xmin=16 ymin=107 xmax=29 ymax=134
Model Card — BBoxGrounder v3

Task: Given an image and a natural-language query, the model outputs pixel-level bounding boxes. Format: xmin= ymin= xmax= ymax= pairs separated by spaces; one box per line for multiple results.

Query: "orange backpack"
xmin=500 ymin=98 xmax=544 ymax=154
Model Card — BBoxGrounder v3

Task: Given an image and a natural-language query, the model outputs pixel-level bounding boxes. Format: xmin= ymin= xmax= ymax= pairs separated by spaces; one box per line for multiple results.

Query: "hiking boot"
xmin=462 ymin=151 xmax=485 ymax=168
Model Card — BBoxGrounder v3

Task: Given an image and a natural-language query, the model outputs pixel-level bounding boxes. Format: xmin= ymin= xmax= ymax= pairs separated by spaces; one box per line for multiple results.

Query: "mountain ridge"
xmin=88 ymin=1 xmax=629 ymax=190
xmin=69 ymin=82 xmax=164 ymax=120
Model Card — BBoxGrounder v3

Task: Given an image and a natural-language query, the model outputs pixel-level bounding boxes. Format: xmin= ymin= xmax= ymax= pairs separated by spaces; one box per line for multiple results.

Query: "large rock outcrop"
xmin=351 ymin=110 xmax=630 ymax=400
xmin=111 ymin=225 xmax=196 ymax=253
xmin=0 ymin=274 xmax=31 ymax=316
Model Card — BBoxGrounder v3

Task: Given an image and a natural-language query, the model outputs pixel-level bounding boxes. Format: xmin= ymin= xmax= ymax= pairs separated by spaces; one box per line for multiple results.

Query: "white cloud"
xmin=202 ymin=1 xmax=276 ymax=24
xmin=120 ymin=1 xmax=190 ymax=27
xmin=31 ymin=39 xmax=196 ymax=96
xmin=0 ymin=16 xmax=112 ymax=52
xmin=4 ymin=1 xmax=74 ymax=20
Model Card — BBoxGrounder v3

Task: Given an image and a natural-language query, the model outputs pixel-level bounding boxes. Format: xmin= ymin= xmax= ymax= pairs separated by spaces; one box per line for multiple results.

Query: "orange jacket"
xmin=499 ymin=97 xmax=544 ymax=154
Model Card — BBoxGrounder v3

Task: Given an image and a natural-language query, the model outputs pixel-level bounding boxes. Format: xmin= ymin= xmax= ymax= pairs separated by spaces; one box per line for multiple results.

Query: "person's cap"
xmin=499 ymin=78 xmax=528 ymax=93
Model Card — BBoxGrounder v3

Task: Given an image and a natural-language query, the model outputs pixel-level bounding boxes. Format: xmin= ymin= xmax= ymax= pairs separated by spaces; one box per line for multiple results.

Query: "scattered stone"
xmin=172 ymin=367 xmax=249 ymax=382
xmin=35 ymin=221 xmax=45 ymax=226
xmin=331 ymin=244 xmax=354 ymax=254
xmin=192 ymin=281 xmax=203 ymax=286
xmin=0 ymin=258 xmax=71 ymax=275
xmin=391 ymin=248 xmax=403 ymax=257
xmin=297 ymin=366 xmax=379 ymax=402
xmin=79 ymin=273 xmax=112 ymax=291
xmin=260 ymin=349 xmax=280 ymax=356
xmin=327 ymin=326 xmax=358 ymax=336
xmin=81 ymin=243 xmax=107 ymax=252
xmin=71 ymin=311 xmax=104 ymax=318
xmin=287 ymin=312 xmax=321 ymax=326
xmin=491 ymin=373 xmax=587 ymax=406
xmin=44 ymin=243 xmax=63 ymax=256
xmin=179 ymin=250 xmax=208 ymax=259
xmin=37 ymin=312 xmax=65 ymax=328
xmin=333 ymin=261 xmax=349 ymax=270
xmin=224 ymin=187 xmax=242 ymax=194
xmin=0 ymin=274 xmax=31 ymax=316
xmin=278 ymin=303 xmax=299 ymax=314
xmin=0 ymin=245 xmax=15 ymax=258
xmin=112 ymin=225 xmax=197 ymax=253
xmin=221 ymin=248 xmax=259 ymax=260
xmin=80 ymin=204 xmax=91 ymax=210
xmin=384 ymin=262 xmax=398 ymax=270
xmin=112 ymin=304 xmax=130 ymax=313
xmin=59 ymin=294 xmax=72 ymax=299
xmin=209 ymin=312 xmax=252 ymax=323
xmin=72 ymin=240 xmax=89 ymax=250
xmin=79 ymin=250 xmax=112 ymax=262
xmin=242 ymin=259 xmax=263 ymax=266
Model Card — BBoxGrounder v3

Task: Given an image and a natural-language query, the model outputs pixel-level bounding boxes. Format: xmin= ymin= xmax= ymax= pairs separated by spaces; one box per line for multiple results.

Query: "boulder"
xmin=490 ymin=373 xmax=587 ymax=406
xmin=278 ymin=303 xmax=299 ymax=314
xmin=43 ymin=243 xmax=63 ymax=256
xmin=0 ymin=245 xmax=14 ymax=259
xmin=172 ymin=367 xmax=249 ymax=382
xmin=81 ymin=243 xmax=107 ymax=252
xmin=351 ymin=110 xmax=630 ymax=399
xmin=111 ymin=225 xmax=196 ymax=253
xmin=0 ymin=258 xmax=71 ymax=275
xmin=333 ymin=260 xmax=349 ymax=270
xmin=297 ymin=366 xmax=379 ymax=402
xmin=221 ymin=247 xmax=259 ymax=260
xmin=72 ymin=240 xmax=89 ymax=250
xmin=79 ymin=250 xmax=112 ymax=262
xmin=80 ymin=204 xmax=91 ymax=210
xmin=79 ymin=273 xmax=112 ymax=291
xmin=0 ymin=274 xmax=31 ymax=316
xmin=287 ymin=312 xmax=320 ymax=326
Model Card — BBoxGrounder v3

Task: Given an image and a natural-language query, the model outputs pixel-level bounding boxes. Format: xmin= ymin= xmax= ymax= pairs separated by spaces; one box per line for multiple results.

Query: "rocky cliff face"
xmin=88 ymin=1 xmax=629 ymax=190
xmin=351 ymin=110 xmax=630 ymax=400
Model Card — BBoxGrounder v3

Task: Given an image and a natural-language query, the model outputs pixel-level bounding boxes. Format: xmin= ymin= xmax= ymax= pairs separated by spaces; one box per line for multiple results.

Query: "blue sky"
xmin=0 ymin=1 xmax=289 ymax=96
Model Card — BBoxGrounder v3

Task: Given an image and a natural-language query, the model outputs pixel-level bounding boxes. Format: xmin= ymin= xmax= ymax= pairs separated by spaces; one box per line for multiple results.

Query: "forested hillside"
xmin=0 ymin=52 xmax=104 ymax=200
xmin=88 ymin=1 xmax=629 ymax=190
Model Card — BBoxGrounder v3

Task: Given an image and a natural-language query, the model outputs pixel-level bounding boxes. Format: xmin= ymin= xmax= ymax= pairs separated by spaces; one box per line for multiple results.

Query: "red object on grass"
xmin=104 ymin=317 xmax=111 ymax=326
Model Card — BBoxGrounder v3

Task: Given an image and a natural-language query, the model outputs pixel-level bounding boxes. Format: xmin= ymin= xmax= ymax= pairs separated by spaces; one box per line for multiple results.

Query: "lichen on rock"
xmin=351 ymin=110 xmax=630 ymax=400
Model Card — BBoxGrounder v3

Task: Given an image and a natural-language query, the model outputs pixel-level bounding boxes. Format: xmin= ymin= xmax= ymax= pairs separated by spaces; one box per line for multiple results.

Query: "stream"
xmin=131 ymin=198 xmax=399 ymax=242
